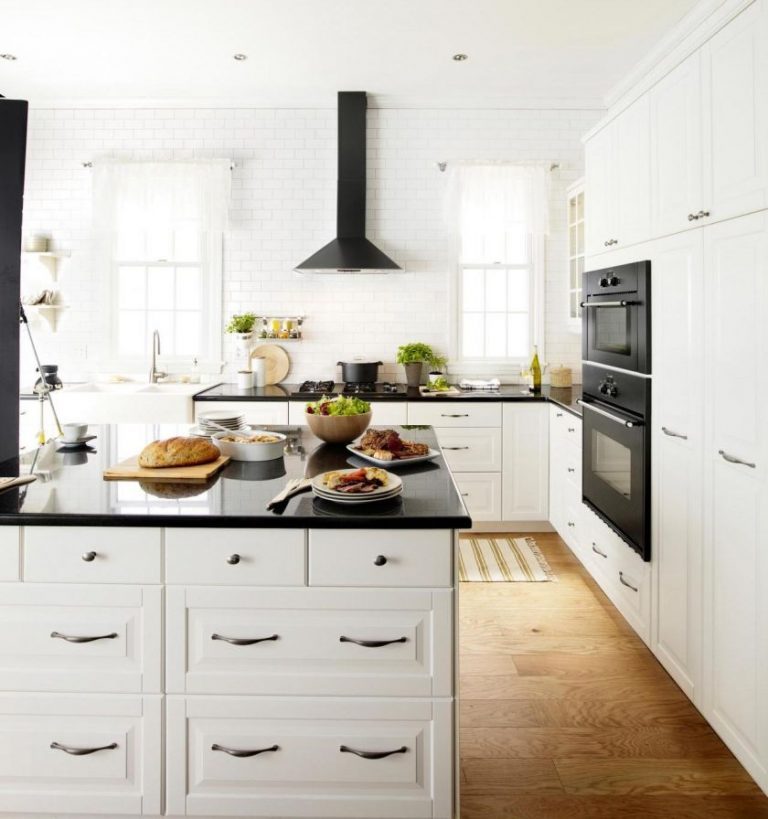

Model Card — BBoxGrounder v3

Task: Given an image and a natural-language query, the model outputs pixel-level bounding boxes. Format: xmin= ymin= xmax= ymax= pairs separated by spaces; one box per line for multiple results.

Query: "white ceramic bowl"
xmin=61 ymin=422 xmax=88 ymax=442
xmin=212 ymin=429 xmax=286 ymax=462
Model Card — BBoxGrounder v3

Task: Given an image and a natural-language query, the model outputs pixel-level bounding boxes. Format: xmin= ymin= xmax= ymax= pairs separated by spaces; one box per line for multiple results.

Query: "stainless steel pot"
xmin=337 ymin=360 xmax=383 ymax=383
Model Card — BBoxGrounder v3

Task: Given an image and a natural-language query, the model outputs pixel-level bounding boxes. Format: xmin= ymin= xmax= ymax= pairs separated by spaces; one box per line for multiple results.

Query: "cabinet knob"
xmin=697 ymin=209 xmax=710 ymax=219
xmin=567 ymin=521 xmax=576 ymax=528
xmin=567 ymin=467 xmax=576 ymax=473
xmin=687 ymin=212 xmax=699 ymax=221
xmin=373 ymin=555 xmax=388 ymax=566
xmin=81 ymin=551 xmax=97 ymax=562
xmin=226 ymin=554 xmax=241 ymax=565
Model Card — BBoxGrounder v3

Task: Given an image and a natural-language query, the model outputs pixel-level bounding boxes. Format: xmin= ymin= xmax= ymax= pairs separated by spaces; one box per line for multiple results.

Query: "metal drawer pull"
xmin=662 ymin=427 xmax=688 ymax=440
xmin=556 ymin=412 xmax=563 ymax=417
xmin=51 ymin=741 xmax=117 ymax=756
xmin=591 ymin=543 xmax=607 ymax=558
xmin=340 ymin=744 xmax=408 ymax=760
xmin=211 ymin=634 xmax=279 ymax=645
xmin=212 ymin=743 xmax=279 ymax=757
xmin=718 ymin=450 xmax=756 ymax=469
xmin=443 ymin=446 xmax=470 ymax=450
xmin=226 ymin=553 xmax=241 ymax=565
xmin=340 ymin=636 xmax=407 ymax=648
xmin=567 ymin=521 xmax=575 ymax=528
xmin=579 ymin=300 xmax=639 ymax=308
xmin=697 ymin=209 xmax=710 ymax=219
xmin=687 ymin=212 xmax=699 ymax=221
xmin=568 ymin=427 xmax=576 ymax=433
xmin=373 ymin=555 xmax=388 ymax=566
xmin=81 ymin=551 xmax=97 ymax=562
xmin=51 ymin=631 xmax=118 ymax=643
xmin=461 ymin=492 xmax=470 ymax=497
xmin=619 ymin=571 xmax=639 ymax=592
xmin=440 ymin=413 xmax=469 ymax=418
xmin=577 ymin=399 xmax=641 ymax=428
xmin=567 ymin=467 xmax=576 ymax=473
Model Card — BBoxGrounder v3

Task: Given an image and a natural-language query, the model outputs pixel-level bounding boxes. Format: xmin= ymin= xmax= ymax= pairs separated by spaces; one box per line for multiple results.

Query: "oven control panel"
xmin=583 ymin=365 xmax=650 ymax=418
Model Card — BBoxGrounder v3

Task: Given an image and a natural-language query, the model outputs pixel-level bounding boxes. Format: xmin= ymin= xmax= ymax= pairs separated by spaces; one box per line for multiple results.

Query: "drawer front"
xmin=166 ymin=528 xmax=305 ymax=585
xmin=197 ymin=400 xmax=289 ymax=426
xmin=435 ymin=427 xmax=502 ymax=472
xmin=551 ymin=406 xmax=582 ymax=450
xmin=0 ymin=584 xmax=162 ymax=693
xmin=166 ymin=586 xmax=453 ymax=698
xmin=167 ymin=696 xmax=453 ymax=819
xmin=0 ymin=527 xmax=19 ymax=582
xmin=0 ymin=692 xmax=161 ymax=815
xmin=453 ymin=473 xmax=502 ymax=522
xmin=407 ymin=401 xmax=501 ymax=428
xmin=309 ymin=529 xmax=452 ymax=587
xmin=288 ymin=401 xmax=409 ymax=426
xmin=24 ymin=527 xmax=161 ymax=584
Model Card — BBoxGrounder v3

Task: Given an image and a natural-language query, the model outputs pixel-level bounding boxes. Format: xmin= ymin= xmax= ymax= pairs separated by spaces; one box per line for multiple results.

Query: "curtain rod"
xmin=437 ymin=160 xmax=559 ymax=172
xmin=81 ymin=160 xmax=236 ymax=169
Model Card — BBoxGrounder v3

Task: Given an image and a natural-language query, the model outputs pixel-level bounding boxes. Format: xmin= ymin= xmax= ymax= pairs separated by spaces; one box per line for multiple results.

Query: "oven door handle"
xmin=577 ymin=399 xmax=643 ymax=429
xmin=579 ymin=300 xmax=639 ymax=308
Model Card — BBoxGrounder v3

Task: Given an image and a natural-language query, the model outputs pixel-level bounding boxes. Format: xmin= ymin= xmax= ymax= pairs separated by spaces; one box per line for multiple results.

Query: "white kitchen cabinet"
xmin=166 ymin=586 xmax=453 ymax=698
xmin=0 ymin=527 xmax=19 ymax=582
xmin=407 ymin=401 xmax=501 ymax=428
xmin=702 ymin=211 xmax=768 ymax=791
xmin=0 ymin=693 xmax=161 ymax=815
xmin=0 ymin=584 xmax=161 ymax=694
xmin=434 ymin=427 xmax=503 ymax=473
xmin=198 ymin=399 xmax=289 ymax=426
xmin=166 ymin=696 xmax=453 ymax=818
xmin=502 ymin=404 xmax=549 ymax=521
xmin=585 ymin=96 xmax=650 ymax=255
xmin=288 ymin=400 xmax=407 ymax=427
xmin=650 ymin=50 xmax=705 ymax=237
xmin=703 ymin=0 xmax=768 ymax=222
xmin=651 ymin=231 xmax=705 ymax=701
xmin=453 ymin=473 xmax=502 ymax=522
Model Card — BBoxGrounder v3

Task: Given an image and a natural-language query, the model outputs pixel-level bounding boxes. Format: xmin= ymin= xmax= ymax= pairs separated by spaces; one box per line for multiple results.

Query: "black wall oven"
xmin=578 ymin=365 xmax=651 ymax=561
xmin=582 ymin=260 xmax=651 ymax=374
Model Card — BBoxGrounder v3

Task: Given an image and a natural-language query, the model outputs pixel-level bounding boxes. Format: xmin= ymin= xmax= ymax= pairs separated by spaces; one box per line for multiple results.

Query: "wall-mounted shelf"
xmin=24 ymin=303 xmax=69 ymax=332
xmin=253 ymin=315 xmax=305 ymax=341
xmin=22 ymin=250 xmax=71 ymax=280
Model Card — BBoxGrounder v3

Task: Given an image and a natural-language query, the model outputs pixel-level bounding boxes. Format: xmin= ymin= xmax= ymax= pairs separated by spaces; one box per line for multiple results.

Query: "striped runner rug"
xmin=459 ymin=536 xmax=556 ymax=582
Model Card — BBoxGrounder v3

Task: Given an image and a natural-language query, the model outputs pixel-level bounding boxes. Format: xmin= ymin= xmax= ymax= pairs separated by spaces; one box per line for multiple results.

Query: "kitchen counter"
xmin=0 ymin=424 xmax=471 ymax=530
xmin=195 ymin=382 xmax=584 ymax=417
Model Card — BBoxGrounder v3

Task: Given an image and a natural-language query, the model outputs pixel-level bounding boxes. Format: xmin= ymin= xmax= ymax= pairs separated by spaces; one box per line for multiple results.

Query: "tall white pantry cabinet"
xmin=583 ymin=0 xmax=768 ymax=794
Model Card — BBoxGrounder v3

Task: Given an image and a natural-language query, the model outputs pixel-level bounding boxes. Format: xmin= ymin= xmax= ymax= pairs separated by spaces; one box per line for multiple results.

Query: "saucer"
xmin=56 ymin=435 xmax=96 ymax=450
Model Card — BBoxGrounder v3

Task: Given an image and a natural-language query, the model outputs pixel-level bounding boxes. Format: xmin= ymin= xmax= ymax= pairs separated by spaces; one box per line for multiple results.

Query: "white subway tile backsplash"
xmin=20 ymin=105 xmax=598 ymax=384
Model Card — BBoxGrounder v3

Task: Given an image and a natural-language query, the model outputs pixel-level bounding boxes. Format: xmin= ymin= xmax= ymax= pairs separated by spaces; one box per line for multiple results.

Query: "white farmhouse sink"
xmin=55 ymin=381 xmax=219 ymax=424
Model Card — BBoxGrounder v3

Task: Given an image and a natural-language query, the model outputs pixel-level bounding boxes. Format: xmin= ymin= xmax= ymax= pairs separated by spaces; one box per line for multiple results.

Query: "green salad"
xmin=305 ymin=394 xmax=371 ymax=416
xmin=429 ymin=375 xmax=451 ymax=391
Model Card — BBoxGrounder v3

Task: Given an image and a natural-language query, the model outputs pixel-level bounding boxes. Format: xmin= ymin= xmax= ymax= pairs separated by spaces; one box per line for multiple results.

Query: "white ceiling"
xmin=1 ymin=0 xmax=700 ymax=108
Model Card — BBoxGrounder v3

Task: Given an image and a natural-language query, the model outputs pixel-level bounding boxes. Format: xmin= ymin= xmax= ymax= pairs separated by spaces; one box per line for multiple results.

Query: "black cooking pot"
xmin=337 ymin=360 xmax=382 ymax=384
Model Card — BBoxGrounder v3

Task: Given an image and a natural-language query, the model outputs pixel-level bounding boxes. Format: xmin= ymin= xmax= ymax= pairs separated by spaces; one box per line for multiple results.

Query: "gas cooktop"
xmin=291 ymin=381 xmax=407 ymax=398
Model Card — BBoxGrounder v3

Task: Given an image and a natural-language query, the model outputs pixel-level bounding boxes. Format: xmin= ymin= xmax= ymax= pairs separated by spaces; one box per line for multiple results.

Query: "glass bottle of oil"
xmin=530 ymin=345 xmax=542 ymax=393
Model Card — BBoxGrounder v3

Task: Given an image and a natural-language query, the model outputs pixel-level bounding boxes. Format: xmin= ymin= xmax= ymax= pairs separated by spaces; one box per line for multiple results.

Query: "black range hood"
xmin=295 ymin=92 xmax=400 ymax=273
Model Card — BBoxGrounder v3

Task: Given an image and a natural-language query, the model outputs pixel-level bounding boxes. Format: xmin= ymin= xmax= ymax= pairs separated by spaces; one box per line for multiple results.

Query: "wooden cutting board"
xmin=103 ymin=455 xmax=230 ymax=483
xmin=251 ymin=344 xmax=290 ymax=385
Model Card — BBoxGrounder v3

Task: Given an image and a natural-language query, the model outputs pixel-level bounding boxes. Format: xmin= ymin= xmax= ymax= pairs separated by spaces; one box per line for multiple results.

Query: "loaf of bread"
xmin=138 ymin=436 xmax=219 ymax=468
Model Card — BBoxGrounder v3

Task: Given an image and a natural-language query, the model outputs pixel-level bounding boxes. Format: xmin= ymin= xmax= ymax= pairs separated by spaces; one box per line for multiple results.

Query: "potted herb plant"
xmin=226 ymin=312 xmax=258 ymax=357
xmin=427 ymin=352 xmax=448 ymax=385
xmin=397 ymin=342 xmax=437 ymax=388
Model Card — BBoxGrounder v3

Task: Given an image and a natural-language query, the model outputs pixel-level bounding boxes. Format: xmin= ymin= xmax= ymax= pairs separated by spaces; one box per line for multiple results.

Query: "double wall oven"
xmin=579 ymin=260 xmax=651 ymax=560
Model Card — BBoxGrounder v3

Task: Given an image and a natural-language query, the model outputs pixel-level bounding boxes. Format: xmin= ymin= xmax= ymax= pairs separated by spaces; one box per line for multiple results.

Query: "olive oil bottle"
xmin=530 ymin=345 xmax=542 ymax=393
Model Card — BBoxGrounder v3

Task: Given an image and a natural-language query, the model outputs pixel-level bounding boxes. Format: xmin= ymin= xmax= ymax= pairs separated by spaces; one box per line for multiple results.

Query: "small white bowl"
xmin=61 ymin=422 xmax=88 ymax=442
xmin=212 ymin=429 xmax=286 ymax=462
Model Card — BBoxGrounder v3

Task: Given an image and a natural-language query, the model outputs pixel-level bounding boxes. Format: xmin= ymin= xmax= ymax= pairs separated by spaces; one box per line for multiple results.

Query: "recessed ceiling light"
xmin=0 ymin=54 xmax=17 ymax=61
xmin=452 ymin=53 xmax=468 ymax=62
xmin=233 ymin=53 xmax=247 ymax=61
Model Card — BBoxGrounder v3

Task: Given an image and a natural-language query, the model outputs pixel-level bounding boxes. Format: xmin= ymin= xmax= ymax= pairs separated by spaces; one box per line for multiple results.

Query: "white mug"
xmin=237 ymin=370 xmax=254 ymax=389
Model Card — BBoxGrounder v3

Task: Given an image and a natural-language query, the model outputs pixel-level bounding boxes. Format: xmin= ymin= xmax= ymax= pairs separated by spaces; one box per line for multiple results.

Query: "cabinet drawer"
xmin=407 ymin=401 xmax=501 ymax=428
xmin=167 ymin=696 xmax=453 ymax=818
xmin=0 ymin=527 xmax=19 ymax=582
xmin=166 ymin=528 xmax=305 ymax=585
xmin=453 ymin=473 xmax=501 ymax=522
xmin=0 ymin=584 xmax=161 ymax=693
xmin=435 ymin=427 xmax=502 ymax=472
xmin=290 ymin=401 xmax=408 ymax=426
xmin=23 ymin=527 xmax=161 ymax=584
xmin=196 ymin=400 xmax=289 ymax=426
xmin=551 ymin=407 xmax=581 ymax=450
xmin=309 ymin=529 xmax=452 ymax=587
xmin=0 ymin=692 xmax=161 ymax=815
xmin=166 ymin=586 xmax=453 ymax=697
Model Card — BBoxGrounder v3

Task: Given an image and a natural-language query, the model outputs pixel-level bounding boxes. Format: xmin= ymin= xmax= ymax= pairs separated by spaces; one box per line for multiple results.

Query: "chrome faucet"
xmin=149 ymin=330 xmax=167 ymax=383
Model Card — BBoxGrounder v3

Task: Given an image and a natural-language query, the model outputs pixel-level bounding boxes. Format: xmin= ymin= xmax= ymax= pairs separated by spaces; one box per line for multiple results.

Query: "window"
xmin=93 ymin=160 xmax=230 ymax=367
xmin=567 ymin=179 xmax=585 ymax=327
xmin=448 ymin=164 xmax=549 ymax=368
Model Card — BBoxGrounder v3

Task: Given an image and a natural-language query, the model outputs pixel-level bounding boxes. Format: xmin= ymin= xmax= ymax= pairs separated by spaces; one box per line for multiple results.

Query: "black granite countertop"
xmin=0 ymin=425 xmax=471 ymax=530
xmin=196 ymin=383 xmax=583 ymax=417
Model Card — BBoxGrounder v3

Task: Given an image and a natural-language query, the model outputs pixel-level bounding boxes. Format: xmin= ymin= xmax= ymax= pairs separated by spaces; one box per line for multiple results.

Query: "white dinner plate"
xmin=345 ymin=444 xmax=441 ymax=467
xmin=312 ymin=485 xmax=403 ymax=505
xmin=311 ymin=469 xmax=402 ymax=503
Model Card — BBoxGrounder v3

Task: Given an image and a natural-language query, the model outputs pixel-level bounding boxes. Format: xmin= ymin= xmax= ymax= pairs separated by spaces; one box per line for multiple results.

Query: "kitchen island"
xmin=0 ymin=424 xmax=468 ymax=818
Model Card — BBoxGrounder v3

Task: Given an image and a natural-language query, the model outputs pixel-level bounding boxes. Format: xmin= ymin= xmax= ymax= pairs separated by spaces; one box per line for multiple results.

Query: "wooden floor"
xmin=459 ymin=532 xmax=768 ymax=819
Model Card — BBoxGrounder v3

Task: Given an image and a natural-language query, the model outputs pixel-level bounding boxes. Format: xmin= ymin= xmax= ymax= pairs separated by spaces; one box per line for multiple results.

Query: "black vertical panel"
xmin=336 ymin=91 xmax=366 ymax=238
xmin=0 ymin=100 xmax=28 ymax=464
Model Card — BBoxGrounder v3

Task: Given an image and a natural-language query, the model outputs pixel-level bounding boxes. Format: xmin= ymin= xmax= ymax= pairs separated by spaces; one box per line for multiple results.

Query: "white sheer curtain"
xmin=443 ymin=162 xmax=551 ymax=262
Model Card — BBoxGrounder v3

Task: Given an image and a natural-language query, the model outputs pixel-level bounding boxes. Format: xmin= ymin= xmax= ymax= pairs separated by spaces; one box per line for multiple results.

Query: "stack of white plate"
xmin=197 ymin=410 xmax=248 ymax=436
xmin=311 ymin=470 xmax=403 ymax=505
